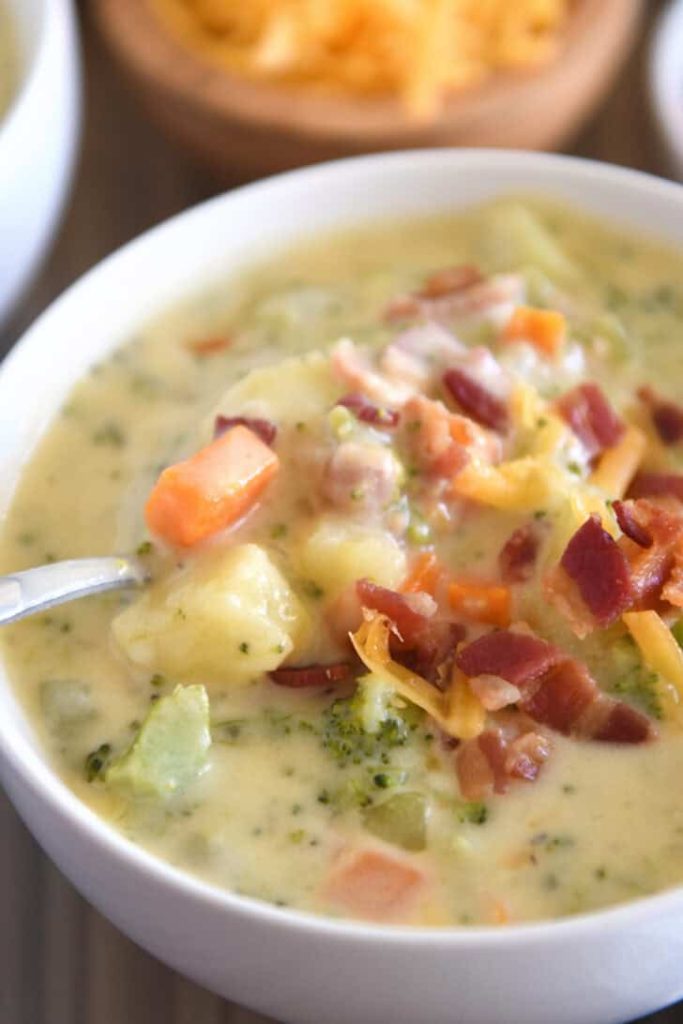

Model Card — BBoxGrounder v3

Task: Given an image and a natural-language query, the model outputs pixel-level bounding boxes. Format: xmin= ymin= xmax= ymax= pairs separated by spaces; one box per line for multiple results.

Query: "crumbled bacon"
xmin=613 ymin=499 xmax=653 ymax=548
xmin=214 ymin=415 xmax=277 ymax=447
xmin=322 ymin=442 xmax=400 ymax=513
xmin=385 ymin=272 xmax=522 ymax=325
xmin=578 ymin=697 xmax=656 ymax=743
xmin=357 ymin=580 xmax=465 ymax=683
xmin=499 ymin=523 xmax=541 ymax=583
xmin=638 ymin=386 xmax=683 ymax=445
xmin=560 ymin=515 xmax=632 ymax=627
xmin=556 ymin=383 xmax=624 ymax=460
xmin=417 ymin=265 xmax=484 ymax=299
xmin=519 ymin=658 xmax=597 ymax=734
xmin=617 ymin=499 xmax=683 ymax=609
xmin=443 ymin=368 xmax=509 ymax=433
xmin=269 ymin=663 xmax=353 ymax=687
xmin=337 ymin=393 xmax=399 ymax=429
xmin=628 ymin=472 xmax=683 ymax=503
xmin=455 ymin=725 xmax=549 ymax=799
xmin=455 ymin=629 xmax=560 ymax=689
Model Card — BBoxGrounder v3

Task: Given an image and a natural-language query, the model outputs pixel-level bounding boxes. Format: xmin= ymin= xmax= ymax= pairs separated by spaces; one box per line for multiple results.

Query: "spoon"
xmin=0 ymin=557 xmax=148 ymax=626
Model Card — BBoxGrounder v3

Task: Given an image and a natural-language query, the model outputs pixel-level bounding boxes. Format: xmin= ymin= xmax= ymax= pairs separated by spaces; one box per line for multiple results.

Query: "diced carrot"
xmin=502 ymin=306 xmax=566 ymax=357
xmin=448 ymin=580 xmax=511 ymax=627
xmin=185 ymin=334 xmax=233 ymax=355
xmin=401 ymin=551 xmax=441 ymax=596
xmin=145 ymin=425 xmax=279 ymax=547
xmin=323 ymin=848 xmax=425 ymax=921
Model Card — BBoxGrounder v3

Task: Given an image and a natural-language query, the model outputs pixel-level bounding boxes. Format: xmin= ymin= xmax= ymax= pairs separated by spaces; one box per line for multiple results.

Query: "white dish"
xmin=2 ymin=150 xmax=683 ymax=1024
xmin=0 ymin=0 xmax=81 ymax=327
xmin=650 ymin=0 xmax=683 ymax=182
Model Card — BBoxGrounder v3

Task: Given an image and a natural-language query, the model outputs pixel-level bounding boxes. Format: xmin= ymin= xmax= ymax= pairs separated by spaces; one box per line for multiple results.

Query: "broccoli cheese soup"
xmin=0 ymin=3 xmax=17 ymax=120
xmin=4 ymin=198 xmax=683 ymax=927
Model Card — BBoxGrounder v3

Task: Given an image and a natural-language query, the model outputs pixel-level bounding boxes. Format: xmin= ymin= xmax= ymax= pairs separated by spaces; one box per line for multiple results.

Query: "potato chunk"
xmin=207 ymin=352 xmax=341 ymax=435
xmin=113 ymin=544 xmax=308 ymax=685
xmin=298 ymin=518 xmax=406 ymax=599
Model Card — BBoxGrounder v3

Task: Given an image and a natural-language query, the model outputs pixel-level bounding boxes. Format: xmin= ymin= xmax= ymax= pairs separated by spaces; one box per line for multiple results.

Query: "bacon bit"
xmin=663 ymin=550 xmax=683 ymax=608
xmin=269 ymin=663 xmax=353 ymax=687
xmin=628 ymin=472 xmax=683 ymax=503
xmin=560 ymin=515 xmax=632 ymax=627
xmin=323 ymin=442 xmax=400 ymax=513
xmin=186 ymin=334 xmax=233 ymax=355
xmin=456 ymin=725 xmax=549 ymax=799
xmin=617 ymin=499 xmax=683 ymax=609
xmin=556 ymin=383 xmax=625 ymax=460
xmin=543 ymin=566 xmax=595 ymax=639
xmin=443 ymin=368 xmax=509 ymax=433
xmin=505 ymin=731 xmax=550 ymax=781
xmin=455 ymin=629 xmax=559 ymax=689
xmin=638 ymin=385 xmax=683 ymax=445
xmin=331 ymin=338 xmax=413 ymax=407
xmin=520 ymin=658 xmax=596 ymax=734
xmin=499 ymin=523 xmax=541 ymax=583
xmin=417 ymin=265 xmax=484 ymax=299
xmin=579 ymin=697 xmax=656 ymax=744
xmin=613 ymin=499 xmax=653 ymax=548
xmin=337 ymin=393 xmax=400 ymax=429
xmin=469 ymin=674 xmax=522 ymax=711
xmin=357 ymin=579 xmax=465 ymax=683
xmin=384 ymin=294 xmax=423 ymax=323
xmin=402 ymin=395 xmax=499 ymax=480
xmin=214 ymin=415 xmax=277 ymax=447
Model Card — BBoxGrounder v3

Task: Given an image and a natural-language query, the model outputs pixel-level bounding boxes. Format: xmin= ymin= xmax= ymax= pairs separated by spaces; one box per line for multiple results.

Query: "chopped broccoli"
xmin=607 ymin=637 xmax=662 ymax=719
xmin=321 ymin=690 xmax=409 ymax=768
xmin=456 ymin=801 xmax=488 ymax=825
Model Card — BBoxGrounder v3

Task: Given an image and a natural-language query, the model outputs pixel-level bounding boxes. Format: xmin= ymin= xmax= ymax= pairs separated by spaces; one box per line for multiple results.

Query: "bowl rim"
xmin=0 ymin=0 xmax=50 ymax=147
xmin=650 ymin=0 xmax=683 ymax=176
xmin=3 ymin=147 xmax=683 ymax=948
xmin=95 ymin=0 xmax=641 ymax=141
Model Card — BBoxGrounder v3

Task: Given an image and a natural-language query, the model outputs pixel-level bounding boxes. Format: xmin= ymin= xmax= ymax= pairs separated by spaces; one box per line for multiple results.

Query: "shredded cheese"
xmin=623 ymin=610 xmax=683 ymax=726
xmin=152 ymin=0 xmax=571 ymax=118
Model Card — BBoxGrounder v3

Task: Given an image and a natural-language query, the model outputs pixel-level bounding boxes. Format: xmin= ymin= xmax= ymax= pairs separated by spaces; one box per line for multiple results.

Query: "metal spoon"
xmin=0 ymin=557 xmax=148 ymax=626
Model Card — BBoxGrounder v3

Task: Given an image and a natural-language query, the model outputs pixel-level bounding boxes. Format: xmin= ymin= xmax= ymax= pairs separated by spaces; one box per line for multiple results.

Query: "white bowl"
xmin=650 ymin=0 xmax=683 ymax=182
xmin=2 ymin=151 xmax=683 ymax=1024
xmin=0 ymin=0 xmax=81 ymax=327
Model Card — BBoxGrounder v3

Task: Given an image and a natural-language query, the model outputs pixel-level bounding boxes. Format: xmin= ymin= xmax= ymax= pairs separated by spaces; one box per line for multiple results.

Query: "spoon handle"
xmin=0 ymin=557 xmax=146 ymax=625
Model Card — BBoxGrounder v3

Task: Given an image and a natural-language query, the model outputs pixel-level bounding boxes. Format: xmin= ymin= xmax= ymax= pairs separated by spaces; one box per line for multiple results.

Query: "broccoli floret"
xmin=456 ymin=801 xmax=488 ymax=825
xmin=321 ymin=690 xmax=409 ymax=768
xmin=607 ymin=637 xmax=662 ymax=719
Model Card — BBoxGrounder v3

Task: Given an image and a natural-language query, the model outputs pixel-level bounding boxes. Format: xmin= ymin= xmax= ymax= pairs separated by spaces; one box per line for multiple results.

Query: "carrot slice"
xmin=323 ymin=848 xmax=425 ymax=921
xmin=448 ymin=580 xmax=511 ymax=627
xmin=502 ymin=307 xmax=566 ymax=357
xmin=401 ymin=551 xmax=441 ymax=596
xmin=145 ymin=425 xmax=279 ymax=547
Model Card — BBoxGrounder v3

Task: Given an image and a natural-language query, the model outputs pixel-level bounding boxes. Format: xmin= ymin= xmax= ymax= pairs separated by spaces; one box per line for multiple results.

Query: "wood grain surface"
xmin=2 ymin=4 xmax=683 ymax=1023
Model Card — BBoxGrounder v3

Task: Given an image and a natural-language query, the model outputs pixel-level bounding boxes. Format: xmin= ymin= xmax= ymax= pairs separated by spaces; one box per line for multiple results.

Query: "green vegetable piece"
xmin=363 ymin=792 xmax=427 ymax=851
xmin=85 ymin=743 xmax=112 ymax=782
xmin=456 ymin=801 xmax=488 ymax=825
xmin=40 ymin=679 xmax=96 ymax=731
xmin=106 ymin=684 xmax=211 ymax=799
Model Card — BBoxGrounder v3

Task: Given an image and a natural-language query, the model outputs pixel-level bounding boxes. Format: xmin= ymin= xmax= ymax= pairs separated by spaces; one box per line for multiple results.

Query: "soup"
xmin=0 ymin=3 xmax=17 ymax=121
xmin=4 ymin=199 xmax=683 ymax=927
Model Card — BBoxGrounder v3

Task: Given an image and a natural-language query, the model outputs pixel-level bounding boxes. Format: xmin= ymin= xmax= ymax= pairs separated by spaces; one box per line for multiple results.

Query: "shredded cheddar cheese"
xmin=152 ymin=0 xmax=571 ymax=118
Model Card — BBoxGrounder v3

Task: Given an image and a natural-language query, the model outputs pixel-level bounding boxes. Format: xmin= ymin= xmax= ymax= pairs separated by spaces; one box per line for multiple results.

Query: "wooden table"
xmin=2 ymin=4 xmax=682 ymax=1022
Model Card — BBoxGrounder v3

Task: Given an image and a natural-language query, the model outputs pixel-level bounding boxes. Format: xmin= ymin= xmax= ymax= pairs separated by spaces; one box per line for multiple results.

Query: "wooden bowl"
xmin=92 ymin=0 xmax=642 ymax=180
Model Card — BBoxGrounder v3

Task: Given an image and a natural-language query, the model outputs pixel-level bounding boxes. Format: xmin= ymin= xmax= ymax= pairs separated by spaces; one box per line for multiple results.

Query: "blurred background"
xmin=3 ymin=1 xmax=683 ymax=1022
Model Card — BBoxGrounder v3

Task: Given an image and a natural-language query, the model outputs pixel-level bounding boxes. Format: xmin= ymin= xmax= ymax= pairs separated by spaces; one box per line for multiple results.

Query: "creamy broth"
xmin=4 ymin=199 xmax=683 ymax=926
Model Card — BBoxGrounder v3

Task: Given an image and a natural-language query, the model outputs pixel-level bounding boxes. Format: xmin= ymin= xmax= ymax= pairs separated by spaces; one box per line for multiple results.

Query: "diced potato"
xmin=478 ymin=202 xmax=579 ymax=285
xmin=298 ymin=517 xmax=406 ymax=599
xmin=113 ymin=544 xmax=308 ymax=685
xmin=107 ymin=684 xmax=211 ymax=799
xmin=207 ymin=352 xmax=340 ymax=436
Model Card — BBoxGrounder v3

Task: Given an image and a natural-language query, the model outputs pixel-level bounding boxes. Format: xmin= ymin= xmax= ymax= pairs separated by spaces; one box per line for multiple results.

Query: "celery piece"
xmin=478 ymin=202 xmax=579 ymax=285
xmin=363 ymin=792 xmax=427 ymax=852
xmin=107 ymin=684 xmax=211 ymax=799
